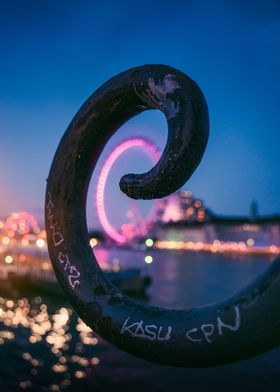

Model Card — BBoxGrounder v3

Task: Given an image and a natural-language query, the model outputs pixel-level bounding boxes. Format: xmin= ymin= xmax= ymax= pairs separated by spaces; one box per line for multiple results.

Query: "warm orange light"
xmin=21 ymin=238 xmax=29 ymax=246
xmin=42 ymin=262 xmax=50 ymax=270
xmin=2 ymin=236 xmax=10 ymax=245
xmin=91 ymin=357 xmax=100 ymax=365
xmin=75 ymin=370 xmax=85 ymax=379
xmin=269 ymin=245 xmax=278 ymax=253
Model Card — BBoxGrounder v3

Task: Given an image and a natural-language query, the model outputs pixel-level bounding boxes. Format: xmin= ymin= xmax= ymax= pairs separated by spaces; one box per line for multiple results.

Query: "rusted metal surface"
xmin=45 ymin=64 xmax=280 ymax=367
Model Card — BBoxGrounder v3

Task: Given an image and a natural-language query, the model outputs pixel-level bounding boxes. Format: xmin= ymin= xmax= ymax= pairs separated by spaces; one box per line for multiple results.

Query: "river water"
xmin=0 ymin=248 xmax=279 ymax=391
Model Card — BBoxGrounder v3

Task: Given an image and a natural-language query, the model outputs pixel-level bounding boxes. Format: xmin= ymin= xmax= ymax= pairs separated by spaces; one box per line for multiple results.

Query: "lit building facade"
xmin=157 ymin=190 xmax=209 ymax=224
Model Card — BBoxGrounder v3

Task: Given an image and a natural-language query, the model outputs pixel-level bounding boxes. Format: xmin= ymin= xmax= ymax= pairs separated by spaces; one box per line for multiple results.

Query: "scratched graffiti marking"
xmin=46 ymin=192 xmax=64 ymax=247
xmin=46 ymin=192 xmax=81 ymax=290
xmin=186 ymin=306 xmax=240 ymax=344
xmin=58 ymin=251 xmax=81 ymax=290
xmin=121 ymin=307 xmax=240 ymax=344
xmin=121 ymin=317 xmax=172 ymax=341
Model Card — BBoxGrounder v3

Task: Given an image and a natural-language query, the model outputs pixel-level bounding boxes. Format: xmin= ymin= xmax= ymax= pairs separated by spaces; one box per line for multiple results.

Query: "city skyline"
xmin=1 ymin=1 xmax=280 ymax=224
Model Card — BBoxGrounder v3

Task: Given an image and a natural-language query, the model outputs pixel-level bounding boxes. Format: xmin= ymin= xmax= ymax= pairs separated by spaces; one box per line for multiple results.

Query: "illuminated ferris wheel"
xmin=95 ymin=137 xmax=160 ymax=243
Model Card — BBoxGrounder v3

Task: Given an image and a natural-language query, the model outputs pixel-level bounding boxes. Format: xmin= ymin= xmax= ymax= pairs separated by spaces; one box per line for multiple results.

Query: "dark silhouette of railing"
xmin=45 ymin=65 xmax=280 ymax=367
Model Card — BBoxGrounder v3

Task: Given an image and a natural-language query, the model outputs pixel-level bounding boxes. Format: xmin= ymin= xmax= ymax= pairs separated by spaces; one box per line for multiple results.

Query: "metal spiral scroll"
xmin=45 ymin=64 xmax=280 ymax=368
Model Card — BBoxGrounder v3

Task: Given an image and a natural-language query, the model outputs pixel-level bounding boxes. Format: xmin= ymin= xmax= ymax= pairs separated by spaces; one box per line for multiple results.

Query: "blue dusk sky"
xmin=0 ymin=0 xmax=280 ymax=229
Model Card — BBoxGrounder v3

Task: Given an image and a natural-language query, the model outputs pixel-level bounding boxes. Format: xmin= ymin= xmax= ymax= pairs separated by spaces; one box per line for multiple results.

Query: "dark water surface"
xmin=1 ymin=248 xmax=279 ymax=391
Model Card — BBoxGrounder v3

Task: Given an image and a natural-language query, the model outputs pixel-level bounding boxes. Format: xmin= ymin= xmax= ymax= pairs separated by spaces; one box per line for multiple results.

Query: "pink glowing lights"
xmin=96 ymin=138 xmax=160 ymax=243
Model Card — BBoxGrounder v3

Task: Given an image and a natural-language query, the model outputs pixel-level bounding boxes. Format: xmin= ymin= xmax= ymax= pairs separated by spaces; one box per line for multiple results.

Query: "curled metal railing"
xmin=45 ymin=64 xmax=280 ymax=367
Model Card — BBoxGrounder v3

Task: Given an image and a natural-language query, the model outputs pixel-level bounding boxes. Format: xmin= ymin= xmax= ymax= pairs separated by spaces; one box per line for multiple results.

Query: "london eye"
xmin=95 ymin=137 xmax=160 ymax=243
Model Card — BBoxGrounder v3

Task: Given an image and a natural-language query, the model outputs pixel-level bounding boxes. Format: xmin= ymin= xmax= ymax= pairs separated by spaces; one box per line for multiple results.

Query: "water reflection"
xmin=0 ymin=296 xmax=101 ymax=390
xmin=93 ymin=247 xmax=272 ymax=309
xmin=0 ymin=249 xmax=278 ymax=391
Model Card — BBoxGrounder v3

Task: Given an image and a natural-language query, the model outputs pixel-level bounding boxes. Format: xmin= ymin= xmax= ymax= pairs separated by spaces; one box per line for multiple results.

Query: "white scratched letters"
xmin=217 ymin=306 xmax=240 ymax=335
xmin=185 ymin=328 xmax=202 ymax=343
xmin=58 ymin=251 xmax=81 ymax=290
xmin=186 ymin=306 xmax=241 ymax=344
xmin=121 ymin=318 xmax=172 ymax=341
xmin=47 ymin=193 xmax=81 ymax=291
xmin=121 ymin=306 xmax=241 ymax=344
xmin=201 ymin=324 xmax=215 ymax=343
xmin=46 ymin=193 xmax=64 ymax=247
